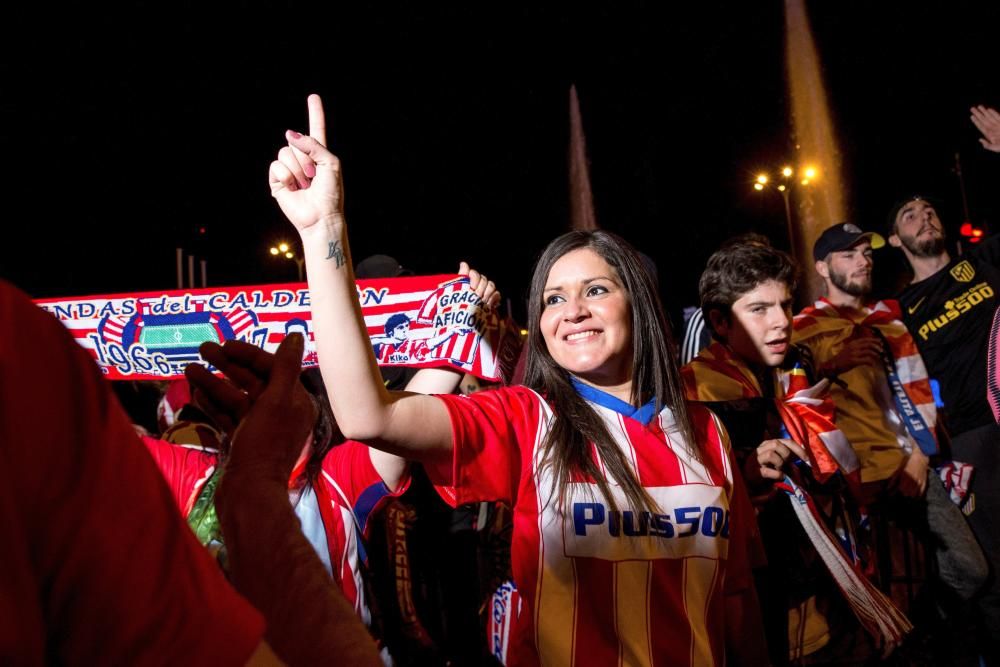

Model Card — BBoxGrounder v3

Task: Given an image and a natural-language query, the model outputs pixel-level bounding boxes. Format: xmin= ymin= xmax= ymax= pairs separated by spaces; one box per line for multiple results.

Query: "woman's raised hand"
xmin=459 ymin=261 xmax=501 ymax=311
xmin=269 ymin=94 xmax=345 ymax=233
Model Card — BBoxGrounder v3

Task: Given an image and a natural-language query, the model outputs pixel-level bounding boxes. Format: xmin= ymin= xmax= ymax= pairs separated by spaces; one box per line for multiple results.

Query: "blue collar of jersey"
xmin=570 ymin=378 xmax=659 ymax=425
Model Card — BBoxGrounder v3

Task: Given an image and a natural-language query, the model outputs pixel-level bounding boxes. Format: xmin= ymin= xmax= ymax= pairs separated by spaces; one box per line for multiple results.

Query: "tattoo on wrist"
xmin=326 ymin=241 xmax=346 ymax=268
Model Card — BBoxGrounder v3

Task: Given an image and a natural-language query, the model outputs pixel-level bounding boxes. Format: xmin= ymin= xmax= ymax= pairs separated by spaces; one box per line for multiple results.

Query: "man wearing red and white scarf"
xmin=794 ymin=223 xmax=987 ymax=622
xmin=683 ymin=240 xmax=910 ymax=663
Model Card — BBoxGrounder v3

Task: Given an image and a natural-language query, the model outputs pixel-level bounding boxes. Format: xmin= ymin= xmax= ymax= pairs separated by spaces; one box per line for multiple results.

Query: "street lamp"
xmin=751 ymin=164 xmax=816 ymax=250
xmin=269 ymin=242 xmax=305 ymax=281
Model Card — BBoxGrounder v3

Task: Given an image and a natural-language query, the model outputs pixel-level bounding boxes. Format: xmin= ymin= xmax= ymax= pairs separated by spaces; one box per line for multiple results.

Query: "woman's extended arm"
xmin=269 ymin=94 xmax=451 ymax=462
xmin=369 ymin=262 xmax=500 ymax=487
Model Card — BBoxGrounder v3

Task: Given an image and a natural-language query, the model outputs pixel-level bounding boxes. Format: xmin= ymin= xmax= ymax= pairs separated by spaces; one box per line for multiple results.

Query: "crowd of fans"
xmin=3 ymin=97 xmax=999 ymax=666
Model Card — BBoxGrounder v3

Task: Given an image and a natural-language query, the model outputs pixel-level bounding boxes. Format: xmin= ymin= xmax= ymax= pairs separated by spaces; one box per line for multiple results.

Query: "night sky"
xmin=4 ymin=2 xmax=998 ymax=328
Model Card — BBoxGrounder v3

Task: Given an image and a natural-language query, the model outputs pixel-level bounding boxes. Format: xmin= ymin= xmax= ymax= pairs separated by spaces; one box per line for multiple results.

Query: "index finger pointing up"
xmin=308 ymin=94 xmax=327 ymax=145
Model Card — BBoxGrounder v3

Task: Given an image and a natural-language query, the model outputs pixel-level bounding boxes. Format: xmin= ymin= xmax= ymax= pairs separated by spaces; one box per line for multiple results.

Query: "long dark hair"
xmin=523 ymin=230 xmax=698 ymax=513
xmin=300 ymin=368 xmax=343 ymax=486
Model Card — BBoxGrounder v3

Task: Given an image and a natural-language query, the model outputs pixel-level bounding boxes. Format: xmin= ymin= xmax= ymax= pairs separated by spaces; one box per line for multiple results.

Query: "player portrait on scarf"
xmin=261 ymin=93 xmax=769 ymax=666
xmin=371 ymin=311 xmax=469 ymax=365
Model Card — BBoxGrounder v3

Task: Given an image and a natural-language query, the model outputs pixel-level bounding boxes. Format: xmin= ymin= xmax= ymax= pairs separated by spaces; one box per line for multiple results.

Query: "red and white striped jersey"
xmin=428 ymin=384 xmax=754 ymax=667
xmin=315 ymin=440 xmax=410 ymax=623
xmin=142 ymin=438 xmax=406 ymax=622
xmin=140 ymin=436 xmax=217 ymax=515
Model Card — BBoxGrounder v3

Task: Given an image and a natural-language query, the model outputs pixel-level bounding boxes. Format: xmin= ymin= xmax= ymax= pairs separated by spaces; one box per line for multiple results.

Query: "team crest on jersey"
xmin=950 ymin=261 xmax=976 ymax=283
xmin=558 ymin=483 xmax=730 ymax=561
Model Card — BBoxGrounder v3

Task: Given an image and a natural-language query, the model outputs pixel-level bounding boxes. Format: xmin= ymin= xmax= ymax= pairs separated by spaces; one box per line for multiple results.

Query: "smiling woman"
xmin=539 ymin=247 xmax=634 ymax=396
xmin=267 ymin=94 xmax=768 ymax=666
xmin=524 ymin=231 xmax=696 ymax=519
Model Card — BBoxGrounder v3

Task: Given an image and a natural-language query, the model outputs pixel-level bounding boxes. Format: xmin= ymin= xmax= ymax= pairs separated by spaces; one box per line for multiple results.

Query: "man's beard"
xmin=829 ymin=266 xmax=871 ymax=297
xmin=899 ymin=229 xmax=946 ymax=258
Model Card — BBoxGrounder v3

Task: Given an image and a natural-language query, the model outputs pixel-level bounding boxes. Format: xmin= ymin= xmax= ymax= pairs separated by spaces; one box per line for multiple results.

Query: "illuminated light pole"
xmin=776 ymin=184 xmax=793 ymax=245
xmin=269 ymin=242 xmax=305 ymax=281
xmin=751 ymin=164 xmax=817 ymax=252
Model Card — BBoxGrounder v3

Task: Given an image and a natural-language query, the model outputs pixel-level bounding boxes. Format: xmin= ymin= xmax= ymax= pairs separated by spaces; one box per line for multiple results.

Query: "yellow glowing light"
xmin=278 ymin=242 xmax=290 ymax=253
xmin=519 ymin=329 xmax=529 ymax=336
xmin=269 ymin=247 xmax=279 ymax=255
xmin=285 ymin=252 xmax=294 ymax=259
xmin=756 ymin=174 xmax=769 ymax=185
xmin=777 ymin=185 xmax=787 ymax=192
xmin=803 ymin=166 xmax=817 ymax=179
xmin=801 ymin=178 xmax=810 ymax=186
xmin=754 ymin=183 xmax=765 ymax=191
xmin=781 ymin=166 xmax=793 ymax=177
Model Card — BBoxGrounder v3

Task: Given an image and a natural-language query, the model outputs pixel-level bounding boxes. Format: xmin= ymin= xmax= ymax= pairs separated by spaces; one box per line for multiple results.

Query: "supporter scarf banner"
xmin=37 ymin=276 xmax=523 ymax=383
xmin=795 ymin=297 xmax=939 ymax=456
xmin=681 ymin=341 xmax=861 ymax=487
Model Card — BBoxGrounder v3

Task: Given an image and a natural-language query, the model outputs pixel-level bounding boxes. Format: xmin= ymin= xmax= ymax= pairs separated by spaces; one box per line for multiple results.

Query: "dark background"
xmin=3 ymin=1 xmax=998 ymax=327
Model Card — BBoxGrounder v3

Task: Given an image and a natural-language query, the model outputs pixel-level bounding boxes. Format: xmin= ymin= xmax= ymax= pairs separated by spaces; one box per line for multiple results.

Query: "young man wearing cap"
xmin=792 ymin=223 xmax=987 ymax=627
xmin=888 ymin=195 xmax=1000 ymax=662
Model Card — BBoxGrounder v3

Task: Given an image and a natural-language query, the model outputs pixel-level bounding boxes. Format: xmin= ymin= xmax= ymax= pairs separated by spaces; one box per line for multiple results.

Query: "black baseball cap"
xmin=813 ymin=222 xmax=886 ymax=262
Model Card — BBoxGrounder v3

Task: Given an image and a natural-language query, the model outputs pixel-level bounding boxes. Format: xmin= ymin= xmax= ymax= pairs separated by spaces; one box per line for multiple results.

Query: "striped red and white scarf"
xmin=989 ymin=306 xmax=1000 ymax=424
xmin=796 ymin=299 xmax=977 ymax=508
xmin=793 ymin=298 xmax=938 ymax=454
xmin=36 ymin=275 xmax=522 ymax=383
xmin=682 ymin=342 xmax=912 ymax=652
xmin=682 ymin=341 xmax=860 ymax=485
